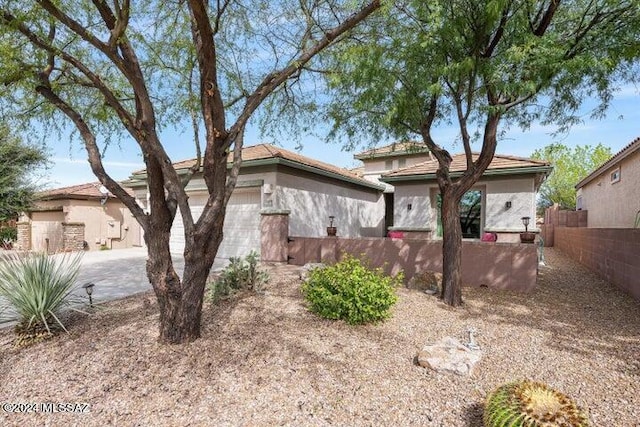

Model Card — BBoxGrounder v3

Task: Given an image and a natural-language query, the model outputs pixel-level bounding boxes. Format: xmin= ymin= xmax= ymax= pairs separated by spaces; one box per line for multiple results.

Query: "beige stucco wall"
xmin=21 ymin=198 xmax=141 ymax=251
xmin=392 ymin=176 xmax=537 ymax=236
xmin=274 ymin=169 xmax=385 ymax=238
xmin=577 ymin=150 xmax=640 ymax=228
xmin=484 ymin=178 xmax=536 ymax=232
xmin=63 ymin=199 xmax=141 ymax=250
xmin=394 ymin=183 xmax=432 ymax=229
xmin=359 ymin=155 xmax=432 ymax=192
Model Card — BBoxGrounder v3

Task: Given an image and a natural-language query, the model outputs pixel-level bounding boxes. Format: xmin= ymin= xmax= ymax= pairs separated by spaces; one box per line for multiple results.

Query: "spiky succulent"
xmin=484 ymin=380 xmax=589 ymax=427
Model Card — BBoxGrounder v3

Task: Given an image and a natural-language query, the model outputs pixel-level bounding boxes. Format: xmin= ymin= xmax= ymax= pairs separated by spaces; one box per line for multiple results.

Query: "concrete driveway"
xmin=0 ymin=248 xmax=227 ymax=325
xmin=72 ymin=248 xmax=228 ymax=304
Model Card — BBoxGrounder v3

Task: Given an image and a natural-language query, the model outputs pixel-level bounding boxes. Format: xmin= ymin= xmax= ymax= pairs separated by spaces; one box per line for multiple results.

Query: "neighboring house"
xmin=17 ymin=182 xmax=142 ymax=252
xmin=379 ymin=153 xmax=552 ymax=242
xmin=575 ymin=137 xmax=640 ymax=228
xmin=127 ymin=144 xmax=386 ymax=258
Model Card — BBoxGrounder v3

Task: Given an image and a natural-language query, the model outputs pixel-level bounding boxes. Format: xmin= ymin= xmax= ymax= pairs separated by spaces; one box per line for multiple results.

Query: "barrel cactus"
xmin=484 ymin=380 xmax=589 ymax=426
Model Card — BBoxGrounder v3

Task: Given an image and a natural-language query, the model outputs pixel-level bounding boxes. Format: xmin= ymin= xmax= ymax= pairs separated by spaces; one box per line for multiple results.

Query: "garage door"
xmin=170 ymin=189 xmax=262 ymax=258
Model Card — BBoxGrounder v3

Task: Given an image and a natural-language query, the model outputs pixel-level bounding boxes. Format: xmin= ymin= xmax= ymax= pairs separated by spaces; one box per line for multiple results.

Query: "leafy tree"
xmin=0 ymin=1 xmax=381 ymax=343
xmin=532 ymin=142 xmax=612 ymax=211
xmin=0 ymin=126 xmax=47 ymax=222
xmin=321 ymin=0 xmax=640 ymax=306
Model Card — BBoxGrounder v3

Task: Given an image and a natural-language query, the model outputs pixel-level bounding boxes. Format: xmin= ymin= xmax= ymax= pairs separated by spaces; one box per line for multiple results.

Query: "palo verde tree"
xmin=0 ymin=0 xmax=381 ymax=343
xmin=532 ymin=142 xmax=612 ymax=211
xmin=0 ymin=126 xmax=47 ymax=222
xmin=321 ymin=0 xmax=640 ymax=306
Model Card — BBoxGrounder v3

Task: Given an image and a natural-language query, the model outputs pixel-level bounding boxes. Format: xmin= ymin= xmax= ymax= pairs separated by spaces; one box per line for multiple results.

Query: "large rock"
xmin=407 ymin=270 xmax=442 ymax=294
xmin=299 ymin=263 xmax=326 ymax=281
xmin=417 ymin=336 xmax=482 ymax=376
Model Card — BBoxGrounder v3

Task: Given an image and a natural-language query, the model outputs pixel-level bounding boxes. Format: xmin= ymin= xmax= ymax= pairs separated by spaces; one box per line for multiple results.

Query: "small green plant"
xmin=0 ymin=226 xmax=17 ymax=242
xmin=99 ymin=244 xmax=111 ymax=250
xmin=301 ymin=254 xmax=402 ymax=325
xmin=0 ymin=251 xmax=83 ymax=346
xmin=484 ymin=380 xmax=589 ymax=427
xmin=207 ymin=250 xmax=269 ymax=303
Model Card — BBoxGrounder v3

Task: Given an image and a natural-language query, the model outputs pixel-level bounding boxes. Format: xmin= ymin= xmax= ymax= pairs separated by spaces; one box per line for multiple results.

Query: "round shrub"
xmin=301 ymin=255 xmax=402 ymax=325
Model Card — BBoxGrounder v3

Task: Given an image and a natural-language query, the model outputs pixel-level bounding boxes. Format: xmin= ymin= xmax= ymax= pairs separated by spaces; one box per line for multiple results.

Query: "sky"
xmin=41 ymin=87 xmax=639 ymax=189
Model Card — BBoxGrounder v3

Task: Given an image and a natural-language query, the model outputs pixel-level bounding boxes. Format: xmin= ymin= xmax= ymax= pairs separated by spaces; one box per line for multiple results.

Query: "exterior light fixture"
xmin=505 ymin=201 xmax=512 ymax=209
xmin=82 ymin=282 xmax=95 ymax=307
xmin=521 ymin=216 xmax=530 ymax=232
xmin=327 ymin=216 xmax=337 ymax=237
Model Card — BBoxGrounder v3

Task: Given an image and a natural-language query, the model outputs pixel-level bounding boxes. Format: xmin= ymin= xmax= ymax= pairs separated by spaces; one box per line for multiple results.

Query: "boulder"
xmin=299 ymin=263 xmax=326 ymax=281
xmin=407 ymin=270 xmax=442 ymax=294
xmin=417 ymin=336 xmax=482 ymax=376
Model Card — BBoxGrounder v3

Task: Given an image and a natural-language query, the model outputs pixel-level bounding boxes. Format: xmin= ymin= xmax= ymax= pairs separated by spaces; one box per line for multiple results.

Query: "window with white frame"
xmin=610 ymin=167 xmax=621 ymax=184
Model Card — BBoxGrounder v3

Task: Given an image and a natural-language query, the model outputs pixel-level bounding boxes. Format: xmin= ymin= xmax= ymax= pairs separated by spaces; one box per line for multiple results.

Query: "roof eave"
xmin=380 ymin=166 xmax=553 ymax=183
xmin=130 ymin=158 xmax=385 ymax=191
xmin=575 ymin=143 xmax=639 ymax=189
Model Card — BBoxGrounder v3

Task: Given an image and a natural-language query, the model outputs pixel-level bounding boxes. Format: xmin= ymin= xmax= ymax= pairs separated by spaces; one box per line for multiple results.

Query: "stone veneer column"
xmin=16 ymin=222 xmax=31 ymax=251
xmin=260 ymin=210 xmax=290 ymax=262
xmin=62 ymin=222 xmax=86 ymax=252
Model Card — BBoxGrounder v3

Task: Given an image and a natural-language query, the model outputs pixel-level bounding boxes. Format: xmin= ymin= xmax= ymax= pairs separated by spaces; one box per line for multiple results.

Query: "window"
xmin=398 ymin=158 xmax=407 ymax=168
xmin=610 ymin=167 xmax=621 ymax=184
xmin=385 ymin=159 xmax=393 ymax=170
xmin=435 ymin=190 xmax=483 ymax=239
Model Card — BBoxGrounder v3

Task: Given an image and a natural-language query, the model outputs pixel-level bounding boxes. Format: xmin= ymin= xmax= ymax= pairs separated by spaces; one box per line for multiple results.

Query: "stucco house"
xmin=17 ymin=182 xmax=142 ymax=252
xmin=127 ymin=144 xmax=386 ymax=258
xmin=379 ymin=152 xmax=552 ymax=242
xmin=575 ymin=137 xmax=640 ymax=228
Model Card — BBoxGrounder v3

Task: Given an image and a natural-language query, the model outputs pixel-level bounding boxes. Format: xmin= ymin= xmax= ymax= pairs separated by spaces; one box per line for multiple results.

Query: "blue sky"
xmin=42 ymin=87 xmax=639 ymax=189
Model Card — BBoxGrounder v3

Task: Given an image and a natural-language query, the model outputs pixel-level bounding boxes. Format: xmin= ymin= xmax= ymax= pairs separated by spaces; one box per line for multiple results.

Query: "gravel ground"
xmin=1 ymin=248 xmax=639 ymax=426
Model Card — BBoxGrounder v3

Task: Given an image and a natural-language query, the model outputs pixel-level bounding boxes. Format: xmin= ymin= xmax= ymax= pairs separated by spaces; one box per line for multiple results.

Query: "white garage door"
xmin=170 ymin=189 xmax=262 ymax=259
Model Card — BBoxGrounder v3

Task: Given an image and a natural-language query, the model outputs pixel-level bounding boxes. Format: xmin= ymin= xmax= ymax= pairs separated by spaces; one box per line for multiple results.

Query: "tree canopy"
xmin=0 ymin=0 xmax=381 ymax=343
xmin=532 ymin=142 xmax=612 ymax=210
xmin=0 ymin=127 xmax=47 ymax=221
xmin=319 ymin=0 xmax=640 ymax=305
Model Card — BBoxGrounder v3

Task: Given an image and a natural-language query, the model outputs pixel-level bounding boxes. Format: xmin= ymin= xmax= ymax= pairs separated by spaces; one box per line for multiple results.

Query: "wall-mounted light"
xmin=505 ymin=201 xmax=512 ymax=209
xmin=407 ymin=203 xmax=412 ymax=211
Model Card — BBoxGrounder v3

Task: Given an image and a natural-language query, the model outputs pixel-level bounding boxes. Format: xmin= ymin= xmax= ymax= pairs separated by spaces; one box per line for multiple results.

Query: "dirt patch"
xmin=1 ymin=249 xmax=639 ymax=426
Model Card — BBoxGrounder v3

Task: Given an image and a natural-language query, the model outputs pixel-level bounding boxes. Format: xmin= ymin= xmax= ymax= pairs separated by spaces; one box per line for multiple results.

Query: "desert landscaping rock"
xmin=1 ymin=249 xmax=639 ymax=426
xmin=298 ymin=262 xmax=326 ymax=281
xmin=417 ymin=336 xmax=482 ymax=376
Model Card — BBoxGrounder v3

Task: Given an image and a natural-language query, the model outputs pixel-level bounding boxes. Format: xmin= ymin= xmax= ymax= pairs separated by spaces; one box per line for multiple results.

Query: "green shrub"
xmin=484 ymin=380 xmax=589 ymax=427
xmin=0 ymin=226 xmax=17 ymax=242
xmin=207 ymin=250 xmax=269 ymax=303
xmin=301 ymin=254 xmax=402 ymax=325
xmin=0 ymin=252 xmax=83 ymax=345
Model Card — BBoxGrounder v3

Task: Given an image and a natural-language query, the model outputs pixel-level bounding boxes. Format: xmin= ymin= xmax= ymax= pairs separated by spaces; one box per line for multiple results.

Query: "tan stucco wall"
xmin=22 ymin=199 xmax=141 ymax=251
xmin=578 ymin=150 xmax=640 ymax=228
xmin=394 ymin=183 xmax=432 ymax=229
xmin=360 ymin=155 xmax=432 ymax=192
xmin=275 ymin=169 xmax=385 ymax=238
xmin=63 ymin=199 xmax=141 ymax=250
xmin=392 ymin=176 xmax=537 ymax=236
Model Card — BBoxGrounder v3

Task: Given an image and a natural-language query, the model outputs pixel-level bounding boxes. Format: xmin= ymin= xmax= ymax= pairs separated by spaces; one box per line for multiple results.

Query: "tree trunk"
xmin=440 ymin=187 xmax=463 ymax=306
xmin=145 ymin=217 xmax=223 ymax=344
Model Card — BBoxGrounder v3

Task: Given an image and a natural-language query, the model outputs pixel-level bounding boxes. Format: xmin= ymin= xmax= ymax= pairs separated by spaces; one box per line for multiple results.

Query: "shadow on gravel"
xmin=463 ymin=402 xmax=483 ymax=427
xmin=461 ymin=248 xmax=640 ymax=376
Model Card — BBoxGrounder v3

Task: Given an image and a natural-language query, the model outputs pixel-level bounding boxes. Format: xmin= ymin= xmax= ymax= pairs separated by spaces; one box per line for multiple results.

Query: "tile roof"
xmin=354 ymin=141 xmax=431 ymax=159
xmin=383 ymin=153 xmax=551 ymax=178
xmin=575 ymin=137 xmax=640 ymax=189
xmin=134 ymin=144 xmax=380 ymax=189
xmin=37 ymin=182 xmax=131 ymax=200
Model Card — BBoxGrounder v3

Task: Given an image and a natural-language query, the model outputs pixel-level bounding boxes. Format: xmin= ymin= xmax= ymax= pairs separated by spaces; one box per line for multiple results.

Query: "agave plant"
xmin=484 ymin=379 xmax=589 ymax=427
xmin=0 ymin=251 xmax=83 ymax=342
